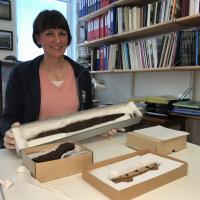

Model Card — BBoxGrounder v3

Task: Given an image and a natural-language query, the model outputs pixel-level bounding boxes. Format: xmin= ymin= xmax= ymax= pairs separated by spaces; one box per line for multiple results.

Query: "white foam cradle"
xmin=11 ymin=102 xmax=142 ymax=156
xmin=0 ymin=166 xmax=83 ymax=200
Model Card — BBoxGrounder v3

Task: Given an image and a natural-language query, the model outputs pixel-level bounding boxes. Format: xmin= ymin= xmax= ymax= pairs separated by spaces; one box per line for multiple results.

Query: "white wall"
xmin=95 ymin=71 xmax=198 ymax=105
xmin=94 ymin=73 xmax=133 ymax=104
xmin=134 ymin=71 xmax=193 ymax=98
xmin=0 ymin=0 xmax=17 ymax=60
xmin=194 ymin=71 xmax=200 ymax=101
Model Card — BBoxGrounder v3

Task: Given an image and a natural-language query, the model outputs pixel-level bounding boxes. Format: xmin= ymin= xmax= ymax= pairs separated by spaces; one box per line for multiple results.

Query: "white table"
xmin=0 ymin=133 xmax=200 ymax=200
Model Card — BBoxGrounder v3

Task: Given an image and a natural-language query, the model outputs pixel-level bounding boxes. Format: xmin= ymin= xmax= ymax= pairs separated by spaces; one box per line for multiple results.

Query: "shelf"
xmin=79 ymin=0 xmax=157 ymax=22
xmin=175 ymin=14 xmax=200 ymax=27
xmin=90 ymin=66 xmax=200 ymax=74
xmin=78 ymin=14 xmax=200 ymax=48
xmin=90 ymin=67 xmax=172 ymax=74
xmin=173 ymin=66 xmax=200 ymax=71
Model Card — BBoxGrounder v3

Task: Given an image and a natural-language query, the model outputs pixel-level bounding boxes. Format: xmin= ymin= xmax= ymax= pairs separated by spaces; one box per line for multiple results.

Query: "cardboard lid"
xmin=133 ymin=125 xmax=189 ymax=141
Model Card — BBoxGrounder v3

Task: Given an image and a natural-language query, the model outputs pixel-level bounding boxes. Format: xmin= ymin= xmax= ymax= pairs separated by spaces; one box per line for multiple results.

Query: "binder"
xmin=173 ymin=101 xmax=200 ymax=109
xmin=171 ymin=108 xmax=200 ymax=116
xmin=100 ymin=15 xmax=105 ymax=38
xmin=99 ymin=46 xmax=104 ymax=70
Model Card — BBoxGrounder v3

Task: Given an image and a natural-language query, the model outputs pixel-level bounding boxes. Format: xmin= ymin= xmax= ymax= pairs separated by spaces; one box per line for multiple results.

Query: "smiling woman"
xmin=1 ymin=9 xmax=93 ymax=150
xmin=16 ymin=0 xmax=76 ymax=61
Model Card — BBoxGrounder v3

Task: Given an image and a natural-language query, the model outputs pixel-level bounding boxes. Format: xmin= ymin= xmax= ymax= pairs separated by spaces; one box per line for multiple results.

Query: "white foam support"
xmin=11 ymin=102 xmax=142 ymax=156
xmin=1 ymin=166 xmax=85 ymax=200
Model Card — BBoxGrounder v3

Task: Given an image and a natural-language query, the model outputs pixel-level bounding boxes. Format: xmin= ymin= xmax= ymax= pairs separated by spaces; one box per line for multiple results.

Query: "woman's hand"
xmin=102 ymin=128 xmax=126 ymax=139
xmin=3 ymin=122 xmax=20 ymax=149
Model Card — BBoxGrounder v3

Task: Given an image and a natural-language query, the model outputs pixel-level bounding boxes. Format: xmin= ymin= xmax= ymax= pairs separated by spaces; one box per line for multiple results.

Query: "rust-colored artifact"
xmin=111 ymin=162 xmax=159 ymax=183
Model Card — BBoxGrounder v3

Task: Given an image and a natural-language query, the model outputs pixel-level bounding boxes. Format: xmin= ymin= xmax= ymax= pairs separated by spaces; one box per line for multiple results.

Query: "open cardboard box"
xmin=82 ymin=150 xmax=187 ymax=200
xmin=127 ymin=126 xmax=189 ymax=155
xmin=22 ymin=141 xmax=93 ymax=182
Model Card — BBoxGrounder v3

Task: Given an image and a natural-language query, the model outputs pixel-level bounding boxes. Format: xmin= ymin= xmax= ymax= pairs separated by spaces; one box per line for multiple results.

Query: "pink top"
xmin=39 ymin=65 xmax=79 ymax=120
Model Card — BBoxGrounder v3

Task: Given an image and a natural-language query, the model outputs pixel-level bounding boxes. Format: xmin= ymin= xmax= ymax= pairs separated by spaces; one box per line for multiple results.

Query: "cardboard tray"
xmin=82 ymin=150 xmax=187 ymax=200
xmin=22 ymin=141 xmax=93 ymax=182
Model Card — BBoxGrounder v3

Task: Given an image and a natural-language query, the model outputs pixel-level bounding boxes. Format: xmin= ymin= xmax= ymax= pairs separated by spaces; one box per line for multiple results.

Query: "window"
xmin=16 ymin=0 xmax=77 ymax=61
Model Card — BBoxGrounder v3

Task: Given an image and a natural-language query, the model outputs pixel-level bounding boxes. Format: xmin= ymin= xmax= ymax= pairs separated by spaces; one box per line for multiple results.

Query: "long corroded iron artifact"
xmin=32 ymin=142 xmax=75 ymax=163
xmin=111 ymin=162 xmax=159 ymax=183
xmin=11 ymin=102 xmax=142 ymax=156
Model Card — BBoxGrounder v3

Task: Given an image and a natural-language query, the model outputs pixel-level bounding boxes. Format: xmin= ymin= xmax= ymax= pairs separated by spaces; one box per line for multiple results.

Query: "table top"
xmin=0 ymin=133 xmax=200 ymax=200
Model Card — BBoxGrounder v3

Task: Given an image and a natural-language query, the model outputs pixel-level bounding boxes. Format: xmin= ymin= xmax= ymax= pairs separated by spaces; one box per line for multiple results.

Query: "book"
xmin=173 ymin=100 xmax=200 ymax=109
xmin=145 ymin=95 xmax=177 ymax=104
xmin=171 ymin=107 xmax=200 ymax=115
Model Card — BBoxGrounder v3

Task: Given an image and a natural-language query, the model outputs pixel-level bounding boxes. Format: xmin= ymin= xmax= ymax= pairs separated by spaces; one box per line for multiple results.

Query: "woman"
xmin=1 ymin=10 xmax=93 ymax=149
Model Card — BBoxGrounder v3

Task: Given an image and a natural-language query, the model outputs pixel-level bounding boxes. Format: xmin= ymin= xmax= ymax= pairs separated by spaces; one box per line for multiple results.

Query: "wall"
xmin=134 ymin=71 xmax=193 ymax=98
xmin=0 ymin=0 xmax=17 ymax=60
xmin=94 ymin=73 xmax=134 ymax=104
xmin=95 ymin=71 xmax=196 ymax=105
xmin=194 ymin=71 xmax=200 ymax=101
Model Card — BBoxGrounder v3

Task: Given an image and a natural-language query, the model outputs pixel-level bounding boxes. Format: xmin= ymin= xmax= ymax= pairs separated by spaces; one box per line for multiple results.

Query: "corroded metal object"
xmin=111 ymin=162 xmax=159 ymax=183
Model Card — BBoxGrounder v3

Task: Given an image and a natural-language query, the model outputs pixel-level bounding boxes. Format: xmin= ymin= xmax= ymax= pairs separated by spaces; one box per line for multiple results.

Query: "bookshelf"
xmin=79 ymin=0 xmax=158 ymax=21
xmin=77 ymin=0 xmax=200 ymax=105
xmin=79 ymin=14 xmax=200 ymax=48
xmin=90 ymin=66 xmax=200 ymax=74
xmin=78 ymin=0 xmax=200 ymax=72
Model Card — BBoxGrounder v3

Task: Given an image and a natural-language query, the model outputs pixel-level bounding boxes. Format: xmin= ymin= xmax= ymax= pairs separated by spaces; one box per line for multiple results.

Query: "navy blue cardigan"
xmin=1 ymin=55 xmax=93 ymax=137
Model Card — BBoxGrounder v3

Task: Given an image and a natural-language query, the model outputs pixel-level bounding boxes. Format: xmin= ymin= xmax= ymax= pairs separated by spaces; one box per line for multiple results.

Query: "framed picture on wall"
xmin=0 ymin=30 xmax=13 ymax=50
xmin=0 ymin=0 xmax=11 ymax=20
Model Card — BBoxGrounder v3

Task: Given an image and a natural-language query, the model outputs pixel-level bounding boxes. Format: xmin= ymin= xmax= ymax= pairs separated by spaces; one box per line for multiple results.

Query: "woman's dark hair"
xmin=32 ymin=10 xmax=72 ymax=48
